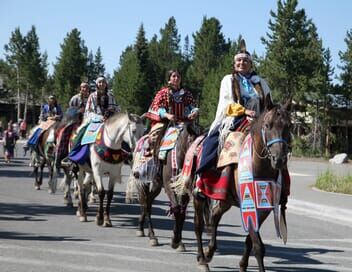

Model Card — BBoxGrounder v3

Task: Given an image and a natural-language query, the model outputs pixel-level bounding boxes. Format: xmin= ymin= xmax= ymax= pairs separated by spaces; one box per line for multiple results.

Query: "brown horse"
xmin=193 ymin=98 xmax=292 ymax=272
xmin=31 ymin=120 xmax=63 ymax=193
xmin=133 ymin=122 xmax=199 ymax=250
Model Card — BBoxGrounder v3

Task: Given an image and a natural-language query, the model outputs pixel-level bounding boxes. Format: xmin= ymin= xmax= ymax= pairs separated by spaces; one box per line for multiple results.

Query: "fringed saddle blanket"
xmin=159 ymin=127 xmax=180 ymax=160
xmin=94 ymin=126 xmax=129 ymax=164
xmin=238 ymin=134 xmax=281 ymax=234
xmin=131 ymin=135 xmax=158 ymax=183
xmin=171 ymin=135 xmax=205 ymax=195
xmin=81 ymin=122 xmax=103 ymax=145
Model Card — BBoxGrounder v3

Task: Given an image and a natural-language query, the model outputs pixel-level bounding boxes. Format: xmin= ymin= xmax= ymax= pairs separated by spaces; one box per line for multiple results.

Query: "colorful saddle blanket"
xmin=158 ymin=127 xmax=180 ymax=160
xmin=81 ymin=122 xmax=103 ymax=145
xmin=159 ymin=127 xmax=180 ymax=151
xmin=238 ymin=134 xmax=280 ymax=234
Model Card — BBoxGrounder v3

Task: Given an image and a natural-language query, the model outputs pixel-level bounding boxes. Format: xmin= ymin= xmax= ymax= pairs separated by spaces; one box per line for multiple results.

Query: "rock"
xmin=329 ymin=153 xmax=348 ymax=164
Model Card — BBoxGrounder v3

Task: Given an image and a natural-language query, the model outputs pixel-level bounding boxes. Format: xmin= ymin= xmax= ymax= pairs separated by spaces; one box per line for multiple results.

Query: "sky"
xmin=1 ymin=0 xmax=351 ymax=83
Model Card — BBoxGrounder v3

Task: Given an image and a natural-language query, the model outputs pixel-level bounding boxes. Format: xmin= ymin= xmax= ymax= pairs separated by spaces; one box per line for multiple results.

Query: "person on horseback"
xmin=24 ymin=95 xmax=63 ymax=151
xmin=39 ymin=95 xmax=63 ymax=122
xmin=69 ymin=82 xmax=90 ymax=120
xmin=195 ymin=40 xmax=291 ymax=201
xmin=63 ymin=76 xmax=121 ymax=166
xmin=85 ymin=76 xmax=120 ymax=121
xmin=144 ymin=69 xmax=199 ymax=135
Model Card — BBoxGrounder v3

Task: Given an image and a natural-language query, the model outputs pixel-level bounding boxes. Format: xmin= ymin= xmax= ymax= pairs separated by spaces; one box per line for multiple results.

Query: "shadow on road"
xmin=0 ymin=231 xmax=89 ymax=242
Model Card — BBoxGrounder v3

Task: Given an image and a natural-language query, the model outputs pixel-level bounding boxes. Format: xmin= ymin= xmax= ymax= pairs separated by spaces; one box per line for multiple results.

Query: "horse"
xmin=31 ymin=120 xmax=63 ymax=193
xmin=133 ymin=122 xmax=199 ymax=250
xmin=192 ymin=98 xmax=292 ymax=272
xmin=76 ymin=112 xmax=144 ymax=226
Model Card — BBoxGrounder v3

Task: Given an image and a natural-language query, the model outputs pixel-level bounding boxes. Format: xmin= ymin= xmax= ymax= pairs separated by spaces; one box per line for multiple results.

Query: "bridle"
xmin=252 ymin=111 xmax=289 ymax=160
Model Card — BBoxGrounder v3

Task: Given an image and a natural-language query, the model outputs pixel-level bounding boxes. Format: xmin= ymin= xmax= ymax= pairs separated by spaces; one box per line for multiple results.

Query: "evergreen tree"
xmin=24 ymin=26 xmax=47 ymax=102
xmin=337 ymin=28 xmax=352 ymax=152
xmin=53 ymin=28 xmax=88 ymax=106
xmin=338 ymin=29 xmax=352 ymax=102
xmin=112 ymin=46 xmax=146 ymax=114
xmin=94 ymin=47 xmax=105 ymax=77
xmin=87 ymin=50 xmax=95 ymax=83
xmin=261 ymin=0 xmax=322 ymax=103
xmin=134 ymin=23 xmax=154 ymax=106
xmin=148 ymin=17 xmax=183 ymax=88
xmin=187 ymin=16 xmax=229 ymax=97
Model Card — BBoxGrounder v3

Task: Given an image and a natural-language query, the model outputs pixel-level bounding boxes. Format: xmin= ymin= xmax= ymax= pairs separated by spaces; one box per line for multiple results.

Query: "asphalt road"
xmin=0 ymin=143 xmax=352 ymax=272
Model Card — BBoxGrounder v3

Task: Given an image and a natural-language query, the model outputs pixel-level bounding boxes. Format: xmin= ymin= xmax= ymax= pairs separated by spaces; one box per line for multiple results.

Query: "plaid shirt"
xmin=85 ymin=90 xmax=120 ymax=118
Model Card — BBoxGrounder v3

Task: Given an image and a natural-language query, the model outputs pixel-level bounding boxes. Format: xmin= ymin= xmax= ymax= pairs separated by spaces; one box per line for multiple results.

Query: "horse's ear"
xmin=264 ymin=93 xmax=274 ymax=111
xmin=282 ymin=95 xmax=293 ymax=112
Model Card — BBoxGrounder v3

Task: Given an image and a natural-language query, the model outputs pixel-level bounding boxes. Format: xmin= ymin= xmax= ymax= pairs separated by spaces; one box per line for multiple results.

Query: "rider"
xmin=69 ymin=81 xmax=90 ymax=121
xmin=39 ymin=95 xmax=63 ymax=123
xmin=64 ymin=76 xmax=121 ymax=165
xmin=25 ymin=95 xmax=63 ymax=150
xmin=195 ymin=40 xmax=290 ymax=201
xmin=144 ymin=69 xmax=199 ymax=134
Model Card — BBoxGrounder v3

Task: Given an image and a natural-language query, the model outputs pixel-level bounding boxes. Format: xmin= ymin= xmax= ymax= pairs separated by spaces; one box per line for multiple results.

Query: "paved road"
xmin=0 ymin=144 xmax=352 ymax=272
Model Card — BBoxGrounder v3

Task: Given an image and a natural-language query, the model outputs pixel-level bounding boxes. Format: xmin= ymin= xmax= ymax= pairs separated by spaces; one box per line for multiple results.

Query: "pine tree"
xmin=261 ymin=0 xmax=317 ymax=102
xmin=187 ymin=17 xmax=229 ymax=98
xmin=87 ymin=50 xmax=95 ymax=83
xmin=112 ymin=46 xmax=146 ymax=114
xmin=53 ymin=28 xmax=88 ymax=107
xmin=94 ymin=47 xmax=105 ymax=77
xmin=149 ymin=17 xmax=183 ymax=88
xmin=337 ymin=28 xmax=352 ymax=152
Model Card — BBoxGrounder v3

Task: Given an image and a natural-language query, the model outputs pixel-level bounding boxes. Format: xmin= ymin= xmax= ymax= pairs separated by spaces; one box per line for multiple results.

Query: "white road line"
xmin=288 ymin=198 xmax=352 ymax=228
xmin=290 ymin=172 xmax=313 ymax=177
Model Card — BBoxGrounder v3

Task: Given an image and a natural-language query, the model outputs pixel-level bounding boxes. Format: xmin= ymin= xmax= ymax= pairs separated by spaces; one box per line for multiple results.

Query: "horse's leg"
xmin=145 ymin=177 xmax=162 ymax=246
xmin=94 ymin=172 xmax=105 ymax=226
xmin=239 ymin=234 xmax=253 ymax=272
xmin=246 ymin=212 xmax=271 ymax=272
xmin=63 ymin=167 xmax=73 ymax=207
xmin=171 ymin=193 xmax=189 ymax=252
xmin=194 ymin=195 xmax=210 ymax=271
xmin=34 ymin=166 xmax=40 ymax=190
xmin=204 ymin=200 xmax=231 ymax=262
xmin=76 ymin=169 xmax=88 ymax=222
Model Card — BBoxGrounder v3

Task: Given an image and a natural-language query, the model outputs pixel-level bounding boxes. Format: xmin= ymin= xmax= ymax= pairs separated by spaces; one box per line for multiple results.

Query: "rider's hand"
xmin=187 ymin=111 xmax=198 ymax=120
xmin=245 ymin=109 xmax=256 ymax=118
xmin=165 ymin=113 xmax=175 ymax=121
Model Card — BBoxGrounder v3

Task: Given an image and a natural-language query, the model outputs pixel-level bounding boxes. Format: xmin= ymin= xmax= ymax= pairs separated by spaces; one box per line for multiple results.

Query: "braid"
xmin=232 ymin=72 xmax=242 ymax=105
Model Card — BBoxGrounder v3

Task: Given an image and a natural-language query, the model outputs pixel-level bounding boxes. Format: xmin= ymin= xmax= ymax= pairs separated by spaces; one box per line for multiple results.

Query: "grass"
xmin=315 ymin=169 xmax=352 ymax=195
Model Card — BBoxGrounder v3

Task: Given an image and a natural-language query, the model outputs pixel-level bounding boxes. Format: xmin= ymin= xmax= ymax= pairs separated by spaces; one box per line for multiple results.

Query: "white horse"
xmin=76 ymin=112 xmax=144 ymax=226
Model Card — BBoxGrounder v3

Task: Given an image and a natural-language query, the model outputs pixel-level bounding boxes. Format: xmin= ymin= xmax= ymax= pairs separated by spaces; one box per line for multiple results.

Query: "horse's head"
xmin=126 ymin=113 xmax=145 ymax=150
xmin=104 ymin=113 xmax=144 ymax=151
xmin=254 ymin=97 xmax=292 ymax=170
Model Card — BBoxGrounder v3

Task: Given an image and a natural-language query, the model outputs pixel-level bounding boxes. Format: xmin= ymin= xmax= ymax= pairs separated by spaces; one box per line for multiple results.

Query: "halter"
xmin=252 ymin=110 xmax=289 ymax=160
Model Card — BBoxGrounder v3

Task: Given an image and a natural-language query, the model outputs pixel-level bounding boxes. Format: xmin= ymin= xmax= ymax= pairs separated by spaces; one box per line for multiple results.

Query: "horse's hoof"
xmin=48 ymin=189 xmax=54 ymax=194
xmin=197 ymin=264 xmax=210 ymax=272
xmin=88 ymin=196 xmax=97 ymax=204
xmin=176 ymin=242 xmax=186 ymax=252
xmin=65 ymin=202 xmax=73 ymax=208
xmin=76 ymin=210 xmax=81 ymax=217
xmin=149 ymin=238 xmax=159 ymax=247
xmin=95 ymin=217 xmax=104 ymax=226
xmin=136 ymin=230 xmax=145 ymax=237
xmin=79 ymin=216 xmax=87 ymax=222
xmin=35 ymin=186 xmax=40 ymax=190
xmin=103 ymin=220 xmax=112 ymax=227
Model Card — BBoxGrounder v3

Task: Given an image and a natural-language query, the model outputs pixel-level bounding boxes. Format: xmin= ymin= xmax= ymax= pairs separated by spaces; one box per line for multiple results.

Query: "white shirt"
xmin=209 ymin=74 xmax=271 ymax=132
